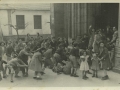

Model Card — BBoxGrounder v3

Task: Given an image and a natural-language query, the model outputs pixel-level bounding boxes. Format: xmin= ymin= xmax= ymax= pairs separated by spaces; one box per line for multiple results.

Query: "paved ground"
xmin=0 ymin=68 xmax=120 ymax=87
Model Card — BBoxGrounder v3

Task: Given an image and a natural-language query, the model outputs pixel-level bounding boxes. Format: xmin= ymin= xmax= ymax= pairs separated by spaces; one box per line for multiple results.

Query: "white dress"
xmin=80 ymin=55 xmax=89 ymax=71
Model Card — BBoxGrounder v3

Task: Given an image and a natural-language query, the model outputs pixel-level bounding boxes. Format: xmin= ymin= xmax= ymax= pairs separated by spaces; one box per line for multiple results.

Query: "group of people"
xmin=0 ymin=25 xmax=118 ymax=83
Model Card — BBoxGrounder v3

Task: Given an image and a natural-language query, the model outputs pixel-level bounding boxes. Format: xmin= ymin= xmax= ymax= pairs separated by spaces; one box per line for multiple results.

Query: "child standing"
xmin=0 ymin=57 xmax=7 ymax=81
xmin=69 ymin=43 xmax=79 ymax=77
xmin=80 ymin=51 xmax=89 ymax=80
xmin=91 ymin=52 xmax=99 ymax=78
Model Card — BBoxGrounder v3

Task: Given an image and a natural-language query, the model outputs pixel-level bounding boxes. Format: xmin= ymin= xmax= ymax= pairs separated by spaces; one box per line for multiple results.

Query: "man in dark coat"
xmin=18 ymin=47 xmax=32 ymax=77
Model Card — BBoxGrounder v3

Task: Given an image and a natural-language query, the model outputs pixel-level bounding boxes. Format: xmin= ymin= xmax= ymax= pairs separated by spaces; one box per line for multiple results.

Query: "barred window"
xmin=16 ymin=15 xmax=25 ymax=29
xmin=34 ymin=15 xmax=42 ymax=29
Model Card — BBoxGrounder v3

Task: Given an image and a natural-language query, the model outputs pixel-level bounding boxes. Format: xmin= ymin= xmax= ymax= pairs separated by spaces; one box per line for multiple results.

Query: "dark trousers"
xmin=21 ymin=61 xmax=28 ymax=75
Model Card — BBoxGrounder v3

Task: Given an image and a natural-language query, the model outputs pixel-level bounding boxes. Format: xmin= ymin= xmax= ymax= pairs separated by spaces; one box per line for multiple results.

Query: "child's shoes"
xmin=102 ymin=75 xmax=109 ymax=80
xmin=96 ymin=74 xmax=98 ymax=78
xmin=10 ymin=80 xmax=13 ymax=83
xmin=70 ymin=74 xmax=73 ymax=77
xmin=3 ymin=76 xmax=7 ymax=78
xmin=73 ymin=74 xmax=79 ymax=77
xmin=85 ymin=75 xmax=89 ymax=79
xmin=92 ymin=74 xmax=95 ymax=77
xmin=25 ymin=73 xmax=28 ymax=77
xmin=82 ymin=76 xmax=87 ymax=80
xmin=15 ymin=75 xmax=20 ymax=78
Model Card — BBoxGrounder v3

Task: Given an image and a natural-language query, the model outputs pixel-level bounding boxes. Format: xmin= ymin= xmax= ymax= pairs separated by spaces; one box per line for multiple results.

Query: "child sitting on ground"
xmin=0 ymin=57 xmax=7 ymax=81
xmin=62 ymin=56 xmax=72 ymax=75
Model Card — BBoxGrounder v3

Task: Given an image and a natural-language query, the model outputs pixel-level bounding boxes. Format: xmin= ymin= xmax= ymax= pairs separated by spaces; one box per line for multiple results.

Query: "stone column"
xmin=71 ymin=4 xmax=75 ymax=38
xmin=113 ymin=4 xmax=120 ymax=73
xmin=67 ymin=4 xmax=70 ymax=39
xmin=50 ymin=3 xmax=55 ymax=37
xmin=84 ymin=3 xmax=87 ymax=34
xmin=77 ymin=4 xmax=80 ymax=35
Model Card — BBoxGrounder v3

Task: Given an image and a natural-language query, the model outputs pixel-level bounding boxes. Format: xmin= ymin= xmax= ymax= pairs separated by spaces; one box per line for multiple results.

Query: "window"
xmin=16 ymin=15 xmax=25 ymax=29
xmin=34 ymin=15 xmax=42 ymax=29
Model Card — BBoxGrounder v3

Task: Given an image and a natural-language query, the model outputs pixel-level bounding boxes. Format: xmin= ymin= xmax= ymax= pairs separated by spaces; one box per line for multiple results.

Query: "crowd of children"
xmin=0 ymin=26 xmax=118 ymax=82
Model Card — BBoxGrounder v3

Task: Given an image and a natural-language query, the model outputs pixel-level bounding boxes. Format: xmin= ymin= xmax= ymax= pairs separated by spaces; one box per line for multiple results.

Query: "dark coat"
xmin=98 ymin=47 xmax=110 ymax=69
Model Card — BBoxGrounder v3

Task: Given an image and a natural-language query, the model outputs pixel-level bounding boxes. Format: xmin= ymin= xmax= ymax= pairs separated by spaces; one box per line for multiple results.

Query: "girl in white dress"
xmin=80 ymin=51 xmax=89 ymax=80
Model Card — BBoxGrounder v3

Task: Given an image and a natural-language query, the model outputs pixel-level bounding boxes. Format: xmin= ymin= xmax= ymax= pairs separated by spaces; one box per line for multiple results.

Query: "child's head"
xmin=73 ymin=43 xmax=79 ymax=49
xmin=92 ymin=52 xmax=98 ymax=57
xmin=39 ymin=48 xmax=46 ymax=54
xmin=12 ymin=54 xmax=18 ymax=58
xmin=83 ymin=51 xmax=87 ymax=56
xmin=25 ymin=47 xmax=30 ymax=53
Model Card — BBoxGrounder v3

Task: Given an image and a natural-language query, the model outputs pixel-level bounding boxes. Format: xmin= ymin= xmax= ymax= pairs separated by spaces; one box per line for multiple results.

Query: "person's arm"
xmin=88 ymin=25 xmax=92 ymax=35
xmin=110 ymin=31 xmax=118 ymax=44
xmin=16 ymin=60 xmax=28 ymax=67
xmin=24 ymin=51 xmax=33 ymax=56
xmin=100 ymin=48 xmax=108 ymax=60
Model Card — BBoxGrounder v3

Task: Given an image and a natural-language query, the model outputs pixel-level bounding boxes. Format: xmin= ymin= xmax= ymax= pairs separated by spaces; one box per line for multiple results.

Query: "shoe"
xmin=52 ymin=69 xmax=55 ymax=72
xmin=73 ymin=74 xmax=79 ymax=77
xmin=70 ymin=74 xmax=73 ymax=77
xmin=96 ymin=75 xmax=98 ymax=78
xmin=109 ymin=67 xmax=112 ymax=70
xmin=25 ymin=73 xmax=28 ymax=77
xmin=106 ymin=75 xmax=109 ymax=79
xmin=41 ymin=72 xmax=45 ymax=75
xmin=23 ymin=74 xmax=26 ymax=77
xmin=102 ymin=75 xmax=109 ymax=80
xmin=36 ymin=76 xmax=42 ymax=80
xmin=11 ymin=80 xmax=13 ymax=83
xmin=57 ymin=73 xmax=61 ymax=75
xmin=82 ymin=76 xmax=87 ymax=80
xmin=92 ymin=74 xmax=95 ymax=77
xmin=3 ymin=76 xmax=7 ymax=78
xmin=36 ymin=78 xmax=42 ymax=80
xmin=9 ymin=70 xmax=11 ymax=74
xmin=15 ymin=75 xmax=20 ymax=78
xmin=33 ymin=76 xmax=37 ymax=79
xmin=85 ymin=76 xmax=89 ymax=79
xmin=88 ymin=71 xmax=92 ymax=74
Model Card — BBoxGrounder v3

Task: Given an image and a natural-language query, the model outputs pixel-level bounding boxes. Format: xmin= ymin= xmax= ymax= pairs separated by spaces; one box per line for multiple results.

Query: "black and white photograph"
xmin=0 ymin=0 xmax=120 ymax=88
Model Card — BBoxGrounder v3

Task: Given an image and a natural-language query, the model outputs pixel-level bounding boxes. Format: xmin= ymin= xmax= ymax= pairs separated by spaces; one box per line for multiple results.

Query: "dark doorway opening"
xmin=95 ymin=3 xmax=119 ymax=29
